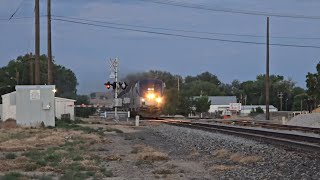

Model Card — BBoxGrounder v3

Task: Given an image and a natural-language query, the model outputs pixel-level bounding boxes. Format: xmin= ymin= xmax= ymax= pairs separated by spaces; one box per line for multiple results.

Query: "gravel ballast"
xmin=143 ymin=123 xmax=320 ymax=180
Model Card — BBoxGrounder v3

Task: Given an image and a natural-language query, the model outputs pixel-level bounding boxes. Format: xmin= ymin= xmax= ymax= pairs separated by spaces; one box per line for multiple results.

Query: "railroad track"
xmin=165 ymin=121 xmax=320 ymax=152
xmin=211 ymin=119 xmax=320 ymax=134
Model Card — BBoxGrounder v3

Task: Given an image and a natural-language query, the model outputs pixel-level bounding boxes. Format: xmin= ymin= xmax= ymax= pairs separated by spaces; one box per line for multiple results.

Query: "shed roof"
xmin=194 ymin=96 xmax=237 ymax=105
xmin=55 ymin=97 xmax=76 ymax=102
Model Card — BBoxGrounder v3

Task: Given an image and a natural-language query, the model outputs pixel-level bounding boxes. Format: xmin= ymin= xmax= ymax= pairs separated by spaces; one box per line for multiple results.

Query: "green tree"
xmin=194 ymin=96 xmax=211 ymax=113
xmin=0 ymin=54 xmax=78 ymax=100
xmin=75 ymin=95 xmax=96 ymax=118
xmin=306 ymin=62 xmax=320 ymax=109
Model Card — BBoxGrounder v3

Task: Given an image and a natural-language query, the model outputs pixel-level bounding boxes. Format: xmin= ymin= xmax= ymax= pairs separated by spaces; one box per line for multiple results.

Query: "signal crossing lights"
xmin=104 ymin=82 xmax=127 ymax=90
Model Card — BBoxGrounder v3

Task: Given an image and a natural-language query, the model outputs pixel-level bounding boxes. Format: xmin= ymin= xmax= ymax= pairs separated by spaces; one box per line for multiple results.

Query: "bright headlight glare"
xmin=156 ymin=97 xmax=162 ymax=103
xmin=147 ymin=93 xmax=155 ymax=99
xmin=141 ymin=98 xmax=145 ymax=102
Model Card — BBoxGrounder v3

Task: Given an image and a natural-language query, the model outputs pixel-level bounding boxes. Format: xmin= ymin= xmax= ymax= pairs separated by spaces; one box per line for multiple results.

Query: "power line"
xmin=136 ymin=0 xmax=320 ymax=20
xmin=52 ymin=18 xmax=320 ymax=49
xmin=0 ymin=15 xmax=47 ymax=21
xmin=8 ymin=0 xmax=26 ymax=20
xmin=53 ymin=15 xmax=320 ymax=40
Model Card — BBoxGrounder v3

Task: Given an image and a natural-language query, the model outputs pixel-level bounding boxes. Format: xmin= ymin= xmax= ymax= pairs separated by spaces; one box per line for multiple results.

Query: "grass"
xmin=5 ymin=153 xmax=17 ymax=159
xmin=1 ymin=172 xmax=24 ymax=180
xmin=153 ymin=169 xmax=173 ymax=175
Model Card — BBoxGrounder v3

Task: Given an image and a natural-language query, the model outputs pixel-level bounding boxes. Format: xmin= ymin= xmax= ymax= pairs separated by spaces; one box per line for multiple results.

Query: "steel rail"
xmin=165 ymin=121 xmax=320 ymax=152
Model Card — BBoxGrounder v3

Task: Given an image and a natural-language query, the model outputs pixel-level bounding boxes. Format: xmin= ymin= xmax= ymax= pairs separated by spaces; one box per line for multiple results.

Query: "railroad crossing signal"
xmin=104 ymin=82 xmax=127 ymax=90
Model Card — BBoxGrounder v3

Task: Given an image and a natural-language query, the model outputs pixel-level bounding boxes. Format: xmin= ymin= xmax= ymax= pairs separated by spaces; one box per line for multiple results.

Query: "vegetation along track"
xmin=165 ymin=121 xmax=320 ymax=152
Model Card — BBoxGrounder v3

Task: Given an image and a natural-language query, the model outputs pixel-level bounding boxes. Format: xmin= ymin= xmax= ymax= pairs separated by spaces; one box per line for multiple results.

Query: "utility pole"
xmin=177 ymin=76 xmax=180 ymax=93
xmin=34 ymin=0 xmax=40 ymax=85
xmin=29 ymin=53 xmax=34 ymax=85
xmin=47 ymin=0 xmax=53 ymax=85
xmin=265 ymin=17 xmax=270 ymax=120
xmin=278 ymin=92 xmax=283 ymax=111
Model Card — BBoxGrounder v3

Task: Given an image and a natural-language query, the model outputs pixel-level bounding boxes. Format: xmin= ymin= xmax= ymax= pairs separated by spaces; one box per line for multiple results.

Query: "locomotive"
xmin=120 ymin=79 xmax=165 ymax=118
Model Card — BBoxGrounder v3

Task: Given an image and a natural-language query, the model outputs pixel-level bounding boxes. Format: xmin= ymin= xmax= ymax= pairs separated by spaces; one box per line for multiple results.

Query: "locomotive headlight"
xmin=146 ymin=93 xmax=155 ymax=99
xmin=156 ymin=97 xmax=162 ymax=103
xmin=141 ymin=98 xmax=145 ymax=102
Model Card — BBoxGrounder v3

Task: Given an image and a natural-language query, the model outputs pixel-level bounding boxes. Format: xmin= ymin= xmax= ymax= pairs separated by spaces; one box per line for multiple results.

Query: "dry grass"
xmin=132 ymin=144 xmax=169 ymax=163
xmin=212 ymin=149 xmax=230 ymax=158
xmin=0 ymin=156 xmax=29 ymax=171
xmin=190 ymin=148 xmax=200 ymax=156
xmin=210 ymin=165 xmax=239 ymax=171
xmin=105 ymin=155 xmax=122 ymax=161
xmin=230 ymin=153 xmax=261 ymax=164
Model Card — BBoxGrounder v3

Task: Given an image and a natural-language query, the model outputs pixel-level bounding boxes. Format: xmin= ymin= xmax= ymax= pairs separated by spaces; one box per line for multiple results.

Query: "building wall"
xmin=55 ymin=97 xmax=75 ymax=120
xmin=0 ymin=104 xmax=2 ymax=120
xmin=16 ymin=85 xmax=55 ymax=127
xmin=209 ymin=105 xmax=230 ymax=113
xmin=1 ymin=92 xmax=16 ymax=121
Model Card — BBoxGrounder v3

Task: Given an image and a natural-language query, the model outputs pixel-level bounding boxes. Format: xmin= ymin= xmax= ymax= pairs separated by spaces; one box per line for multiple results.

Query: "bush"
xmin=5 ymin=153 xmax=17 ymax=159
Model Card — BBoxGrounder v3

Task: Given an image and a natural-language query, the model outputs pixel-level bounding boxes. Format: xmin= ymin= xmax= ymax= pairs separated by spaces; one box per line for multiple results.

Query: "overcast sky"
xmin=1 ymin=0 xmax=320 ymax=94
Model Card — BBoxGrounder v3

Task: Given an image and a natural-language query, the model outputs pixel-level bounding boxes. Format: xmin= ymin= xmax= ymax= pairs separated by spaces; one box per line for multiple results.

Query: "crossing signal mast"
xmin=105 ymin=58 xmax=128 ymax=121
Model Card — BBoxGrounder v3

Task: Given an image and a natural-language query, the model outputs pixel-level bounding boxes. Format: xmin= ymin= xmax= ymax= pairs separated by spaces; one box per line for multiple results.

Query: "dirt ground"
xmin=0 ymin=118 xmax=262 ymax=179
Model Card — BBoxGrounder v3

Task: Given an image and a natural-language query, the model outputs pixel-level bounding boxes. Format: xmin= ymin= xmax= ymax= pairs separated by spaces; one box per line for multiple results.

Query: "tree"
xmin=194 ymin=96 xmax=211 ymax=113
xmin=306 ymin=62 xmax=320 ymax=109
xmin=0 ymin=54 xmax=78 ymax=100
xmin=75 ymin=95 xmax=95 ymax=118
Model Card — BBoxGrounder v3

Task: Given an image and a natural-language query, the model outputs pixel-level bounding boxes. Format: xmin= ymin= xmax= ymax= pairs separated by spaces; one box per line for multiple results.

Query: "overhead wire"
xmin=136 ymin=0 xmax=320 ymax=20
xmin=52 ymin=15 xmax=320 ymax=40
xmin=52 ymin=18 xmax=320 ymax=49
xmin=8 ymin=0 xmax=26 ymax=20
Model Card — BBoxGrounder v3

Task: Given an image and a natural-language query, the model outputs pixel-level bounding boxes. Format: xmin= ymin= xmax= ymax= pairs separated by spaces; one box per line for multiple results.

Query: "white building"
xmin=1 ymin=92 xmax=16 ymax=121
xmin=55 ymin=97 xmax=76 ymax=120
xmin=207 ymin=96 xmax=237 ymax=113
xmin=241 ymin=105 xmax=278 ymax=115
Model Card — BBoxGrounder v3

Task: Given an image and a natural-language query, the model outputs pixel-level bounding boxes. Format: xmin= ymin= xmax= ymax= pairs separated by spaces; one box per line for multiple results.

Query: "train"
xmin=119 ymin=79 xmax=165 ymax=118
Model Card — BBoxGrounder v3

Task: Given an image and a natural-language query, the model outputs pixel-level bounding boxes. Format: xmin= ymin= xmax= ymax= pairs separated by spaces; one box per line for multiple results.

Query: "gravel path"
xmin=144 ymin=124 xmax=320 ymax=180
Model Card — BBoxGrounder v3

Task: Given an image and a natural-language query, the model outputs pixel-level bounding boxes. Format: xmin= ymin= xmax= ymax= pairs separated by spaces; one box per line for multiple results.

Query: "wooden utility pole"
xmin=29 ymin=53 xmax=34 ymax=85
xmin=35 ymin=0 xmax=40 ymax=85
xmin=266 ymin=17 xmax=270 ymax=120
xmin=47 ymin=0 xmax=53 ymax=85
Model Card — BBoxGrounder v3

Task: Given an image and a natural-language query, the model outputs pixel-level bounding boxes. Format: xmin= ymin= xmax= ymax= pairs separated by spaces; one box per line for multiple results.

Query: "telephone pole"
xmin=278 ymin=92 xmax=283 ymax=111
xmin=34 ymin=0 xmax=40 ymax=85
xmin=28 ymin=53 xmax=34 ymax=85
xmin=47 ymin=0 xmax=53 ymax=85
xmin=265 ymin=17 xmax=270 ymax=120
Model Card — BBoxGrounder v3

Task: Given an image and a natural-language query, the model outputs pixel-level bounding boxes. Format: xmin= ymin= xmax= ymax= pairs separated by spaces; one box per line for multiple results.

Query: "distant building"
xmin=241 ymin=105 xmax=278 ymax=115
xmin=193 ymin=96 xmax=237 ymax=113
xmin=89 ymin=92 xmax=113 ymax=108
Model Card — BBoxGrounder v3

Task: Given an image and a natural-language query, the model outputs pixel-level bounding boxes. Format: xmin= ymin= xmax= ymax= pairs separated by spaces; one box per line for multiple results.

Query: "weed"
xmin=71 ymin=154 xmax=83 ymax=161
xmin=25 ymin=163 xmax=39 ymax=171
xmin=5 ymin=153 xmax=17 ymax=159
xmin=86 ymin=171 xmax=95 ymax=177
xmin=38 ymin=175 xmax=53 ymax=180
xmin=124 ymin=135 xmax=134 ymax=140
xmin=153 ymin=169 xmax=173 ymax=175
xmin=138 ymin=136 xmax=145 ymax=140
xmin=1 ymin=172 xmax=23 ymax=180
xmin=44 ymin=153 xmax=62 ymax=162
xmin=60 ymin=170 xmax=87 ymax=180
xmin=36 ymin=159 xmax=47 ymax=166
xmin=103 ymin=170 xmax=113 ymax=177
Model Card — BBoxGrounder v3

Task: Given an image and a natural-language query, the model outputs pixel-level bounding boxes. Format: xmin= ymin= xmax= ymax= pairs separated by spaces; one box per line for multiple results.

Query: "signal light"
xmin=104 ymin=81 xmax=128 ymax=90
xmin=119 ymin=82 xmax=127 ymax=90
xmin=104 ymin=82 xmax=112 ymax=89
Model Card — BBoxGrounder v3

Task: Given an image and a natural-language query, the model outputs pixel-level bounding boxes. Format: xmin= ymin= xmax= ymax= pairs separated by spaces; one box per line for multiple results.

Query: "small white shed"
xmin=55 ymin=97 xmax=76 ymax=120
xmin=1 ymin=92 xmax=17 ymax=121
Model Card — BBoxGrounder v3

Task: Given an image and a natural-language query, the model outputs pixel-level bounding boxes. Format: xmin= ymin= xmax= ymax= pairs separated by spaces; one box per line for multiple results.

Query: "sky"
xmin=1 ymin=0 xmax=320 ymax=94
